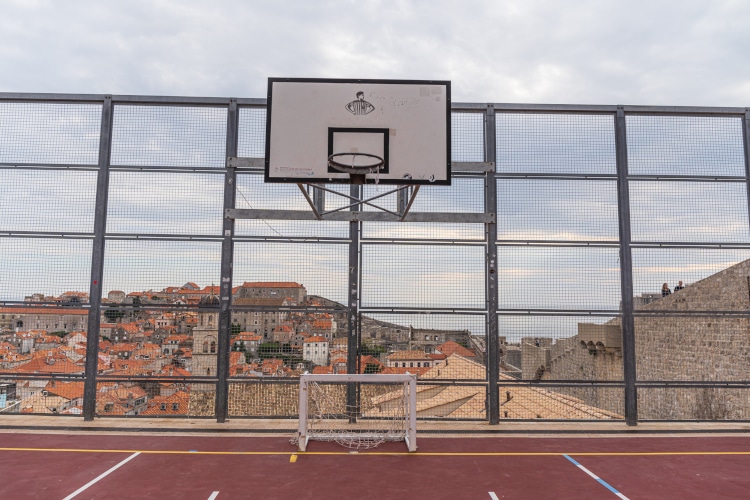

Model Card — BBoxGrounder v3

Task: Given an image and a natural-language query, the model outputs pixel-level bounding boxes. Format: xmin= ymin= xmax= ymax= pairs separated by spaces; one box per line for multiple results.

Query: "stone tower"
xmin=192 ymin=293 xmax=220 ymax=377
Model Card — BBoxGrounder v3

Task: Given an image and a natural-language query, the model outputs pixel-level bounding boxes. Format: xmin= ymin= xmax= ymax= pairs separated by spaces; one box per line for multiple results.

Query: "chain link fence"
xmin=1 ymin=93 xmax=749 ymax=424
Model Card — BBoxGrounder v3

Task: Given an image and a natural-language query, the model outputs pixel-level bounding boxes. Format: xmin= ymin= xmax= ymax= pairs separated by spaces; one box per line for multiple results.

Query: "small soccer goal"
xmin=294 ymin=373 xmax=417 ymax=452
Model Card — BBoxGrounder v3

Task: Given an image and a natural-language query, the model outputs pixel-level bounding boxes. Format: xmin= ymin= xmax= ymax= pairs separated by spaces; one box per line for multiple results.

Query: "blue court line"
xmin=563 ymin=454 xmax=629 ymax=500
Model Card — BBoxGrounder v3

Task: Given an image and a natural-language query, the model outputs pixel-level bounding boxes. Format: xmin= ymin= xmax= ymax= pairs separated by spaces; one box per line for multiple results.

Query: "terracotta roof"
xmin=12 ymin=357 xmax=84 ymax=374
xmin=436 ymin=341 xmax=476 ymax=358
xmin=241 ymin=282 xmax=304 ymax=288
xmin=369 ymin=355 xmax=623 ymax=420
xmin=235 ymin=333 xmax=262 ymax=342
xmin=0 ymin=306 xmax=87 ymax=315
xmin=44 ymin=381 xmax=85 ymax=401
xmin=380 ymin=366 xmax=430 ymax=376
xmin=304 ymin=336 xmax=327 ymax=343
xmin=158 ymin=364 xmax=191 ymax=377
xmin=388 ymin=350 xmax=433 ymax=361
xmin=142 ymin=391 xmax=189 ymax=416
xmin=19 ymin=393 xmax=70 ymax=414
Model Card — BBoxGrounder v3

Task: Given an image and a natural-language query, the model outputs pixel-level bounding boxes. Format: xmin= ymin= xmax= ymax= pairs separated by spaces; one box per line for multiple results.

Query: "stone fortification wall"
xmin=538 ymin=258 xmax=750 ymax=419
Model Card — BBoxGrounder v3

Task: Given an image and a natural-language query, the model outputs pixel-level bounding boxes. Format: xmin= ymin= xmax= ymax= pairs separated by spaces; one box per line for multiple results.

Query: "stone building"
xmin=235 ymin=282 xmax=306 ymax=304
xmin=231 ymin=297 xmax=289 ymax=340
xmin=535 ymin=257 xmax=750 ymax=420
xmin=302 ymin=336 xmax=329 ymax=366
xmin=407 ymin=326 xmax=472 ymax=353
xmin=192 ymin=294 xmax=219 ymax=377
xmin=0 ymin=306 xmax=88 ymax=333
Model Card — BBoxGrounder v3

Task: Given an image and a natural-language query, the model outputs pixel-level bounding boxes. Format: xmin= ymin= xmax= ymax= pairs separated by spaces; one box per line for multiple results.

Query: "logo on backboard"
xmin=345 ymin=91 xmax=375 ymax=115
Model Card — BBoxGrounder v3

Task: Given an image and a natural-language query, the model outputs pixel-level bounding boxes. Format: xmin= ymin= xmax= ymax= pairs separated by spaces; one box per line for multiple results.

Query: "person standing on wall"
xmin=662 ymin=283 xmax=672 ymax=297
xmin=674 ymin=281 xmax=684 ymax=292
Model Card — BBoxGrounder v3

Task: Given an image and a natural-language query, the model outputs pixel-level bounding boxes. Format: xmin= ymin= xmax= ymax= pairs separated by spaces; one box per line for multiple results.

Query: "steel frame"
xmin=2 ymin=92 xmax=750 ymax=425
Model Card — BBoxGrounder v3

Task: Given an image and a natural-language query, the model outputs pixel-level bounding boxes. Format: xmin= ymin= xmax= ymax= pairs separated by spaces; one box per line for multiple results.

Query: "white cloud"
xmin=1 ymin=1 xmax=748 ymax=105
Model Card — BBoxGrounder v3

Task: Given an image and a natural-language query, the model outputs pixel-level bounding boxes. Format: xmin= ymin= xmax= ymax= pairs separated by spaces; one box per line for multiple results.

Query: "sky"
xmin=2 ymin=0 xmax=750 ymax=106
xmin=3 ymin=1 xmax=750 ymax=340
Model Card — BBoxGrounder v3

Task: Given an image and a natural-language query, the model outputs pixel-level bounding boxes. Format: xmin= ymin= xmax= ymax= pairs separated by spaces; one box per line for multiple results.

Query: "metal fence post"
xmin=615 ymin=106 xmax=637 ymax=425
xmin=216 ymin=98 xmax=238 ymax=422
xmin=346 ymin=184 xmax=361 ymax=416
xmin=485 ymin=104 xmax=500 ymax=424
xmin=743 ymin=110 xmax=750 ymax=231
xmin=83 ymin=95 xmax=113 ymax=421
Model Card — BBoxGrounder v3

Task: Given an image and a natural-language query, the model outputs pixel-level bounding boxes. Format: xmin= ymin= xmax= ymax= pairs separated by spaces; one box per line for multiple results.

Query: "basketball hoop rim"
xmin=327 ymin=152 xmax=384 ymax=174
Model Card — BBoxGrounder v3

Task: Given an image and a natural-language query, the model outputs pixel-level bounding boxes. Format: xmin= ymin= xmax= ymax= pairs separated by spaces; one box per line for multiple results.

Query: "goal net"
xmin=294 ymin=373 xmax=417 ymax=452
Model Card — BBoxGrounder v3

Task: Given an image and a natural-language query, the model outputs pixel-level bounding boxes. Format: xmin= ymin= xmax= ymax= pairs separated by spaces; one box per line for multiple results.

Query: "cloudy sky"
xmin=3 ymin=1 xmax=750 ymax=342
xmin=2 ymin=0 xmax=749 ymax=106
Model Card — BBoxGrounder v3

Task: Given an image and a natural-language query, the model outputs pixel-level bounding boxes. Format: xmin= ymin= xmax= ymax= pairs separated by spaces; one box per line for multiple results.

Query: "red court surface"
xmin=0 ymin=432 xmax=748 ymax=499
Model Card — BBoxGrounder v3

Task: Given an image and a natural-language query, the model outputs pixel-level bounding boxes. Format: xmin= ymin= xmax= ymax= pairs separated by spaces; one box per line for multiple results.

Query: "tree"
xmin=231 ymin=323 xmax=242 ymax=336
xmin=103 ymin=307 xmax=125 ymax=323
xmin=364 ymin=363 xmax=382 ymax=374
xmin=258 ymin=341 xmax=281 ymax=359
xmin=360 ymin=342 xmax=385 ymax=357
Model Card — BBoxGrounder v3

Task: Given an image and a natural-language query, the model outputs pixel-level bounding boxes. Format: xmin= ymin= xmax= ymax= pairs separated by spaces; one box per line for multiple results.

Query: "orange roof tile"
xmin=388 ymin=350 xmax=433 ymax=361
xmin=436 ymin=341 xmax=476 ymax=358
xmin=241 ymin=282 xmax=304 ymax=288
xmin=304 ymin=336 xmax=327 ymax=343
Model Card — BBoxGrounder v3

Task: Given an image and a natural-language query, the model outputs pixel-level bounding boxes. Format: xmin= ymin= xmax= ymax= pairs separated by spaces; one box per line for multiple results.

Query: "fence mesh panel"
xmin=630 ymin=180 xmax=750 ymax=243
xmin=496 ymin=113 xmax=616 ymax=174
xmin=107 ymin=171 xmax=225 ymax=236
xmin=0 ymin=168 xmax=97 ymax=233
xmin=497 ymin=246 xmax=621 ymax=310
xmin=498 ymin=178 xmax=619 ymax=242
xmin=2 ymin=96 xmax=750 ymax=424
xmin=0 ymin=102 xmax=101 ymax=165
xmin=361 ymin=244 xmax=485 ymax=309
xmin=0 ymin=237 xmax=93 ymax=302
xmin=626 ymin=115 xmax=745 ymax=177
xmin=237 ymin=106 xmax=266 ymax=159
xmin=111 ymin=105 xmax=227 ymax=168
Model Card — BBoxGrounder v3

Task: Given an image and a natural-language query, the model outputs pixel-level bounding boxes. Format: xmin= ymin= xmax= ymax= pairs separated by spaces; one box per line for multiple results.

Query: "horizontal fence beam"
xmin=2 ymin=93 xmax=745 ymax=115
xmin=226 ymin=209 xmax=495 ymax=223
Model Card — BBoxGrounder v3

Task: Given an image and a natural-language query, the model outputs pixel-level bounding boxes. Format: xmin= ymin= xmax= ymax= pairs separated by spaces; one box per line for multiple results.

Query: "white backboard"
xmin=265 ymin=78 xmax=451 ymax=185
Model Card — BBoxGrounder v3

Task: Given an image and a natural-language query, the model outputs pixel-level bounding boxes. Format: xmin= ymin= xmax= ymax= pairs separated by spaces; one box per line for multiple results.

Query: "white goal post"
xmin=297 ymin=373 xmax=417 ymax=452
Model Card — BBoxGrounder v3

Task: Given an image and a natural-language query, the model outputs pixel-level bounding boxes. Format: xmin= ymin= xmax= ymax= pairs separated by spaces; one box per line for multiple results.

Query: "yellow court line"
xmin=1 ymin=447 xmax=749 ymax=457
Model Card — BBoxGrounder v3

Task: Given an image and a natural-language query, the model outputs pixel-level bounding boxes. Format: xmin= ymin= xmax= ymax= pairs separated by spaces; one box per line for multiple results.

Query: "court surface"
xmin=1 ymin=431 xmax=748 ymax=499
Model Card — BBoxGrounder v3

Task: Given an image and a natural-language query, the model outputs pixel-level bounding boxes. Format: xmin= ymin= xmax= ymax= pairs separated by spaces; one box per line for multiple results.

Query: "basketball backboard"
xmin=265 ymin=78 xmax=451 ymax=185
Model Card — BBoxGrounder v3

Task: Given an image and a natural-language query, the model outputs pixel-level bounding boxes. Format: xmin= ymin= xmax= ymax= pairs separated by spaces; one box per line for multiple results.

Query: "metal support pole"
xmin=397 ymin=186 xmax=409 ymax=214
xmin=313 ymin=185 xmax=325 ymax=214
xmin=216 ymin=99 xmax=238 ymax=422
xmin=615 ymin=106 xmax=637 ymax=425
xmin=346 ymin=183 xmax=361 ymax=419
xmin=484 ymin=105 xmax=500 ymax=424
xmin=83 ymin=95 xmax=113 ymax=421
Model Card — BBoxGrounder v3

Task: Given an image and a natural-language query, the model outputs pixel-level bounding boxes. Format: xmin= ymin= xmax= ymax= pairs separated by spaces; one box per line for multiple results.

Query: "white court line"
xmin=208 ymin=492 xmax=220 ymax=500
xmin=489 ymin=492 xmax=500 ymax=500
xmin=563 ymin=455 xmax=629 ymax=500
xmin=62 ymin=452 xmax=141 ymax=500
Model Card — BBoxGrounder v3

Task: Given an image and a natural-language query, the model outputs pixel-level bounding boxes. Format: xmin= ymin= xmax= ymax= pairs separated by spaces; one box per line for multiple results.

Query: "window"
xmin=160 ymin=403 xmax=166 ymax=410
xmin=172 ymin=403 xmax=179 ymax=411
xmin=210 ymin=341 xmax=216 ymax=353
xmin=202 ymin=340 xmax=209 ymax=353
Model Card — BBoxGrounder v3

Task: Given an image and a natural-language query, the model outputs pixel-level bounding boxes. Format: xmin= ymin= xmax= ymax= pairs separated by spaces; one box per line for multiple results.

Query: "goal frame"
xmin=297 ymin=373 xmax=417 ymax=452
